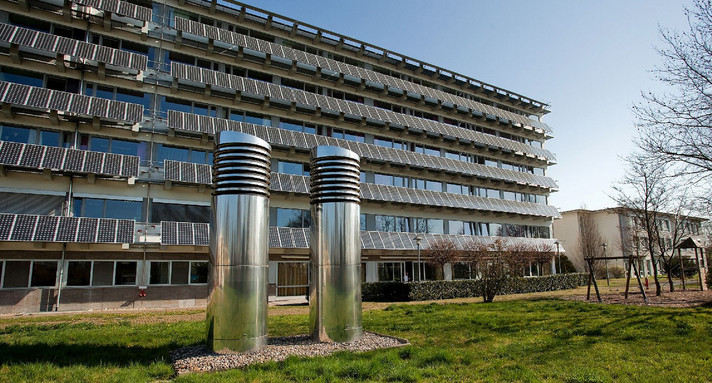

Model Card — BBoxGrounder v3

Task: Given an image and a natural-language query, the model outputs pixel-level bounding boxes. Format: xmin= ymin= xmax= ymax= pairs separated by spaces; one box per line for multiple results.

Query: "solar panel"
xmin=0 ymin=214 xmax=16 ymax=241
xmin=63 ymin=149 xmax=86 ymax=172
xmin=84 ymin=151 xmax=104 ymax=174
xmin=116 ymin=219 xmax=134 ymax=243
xmin=103 ymin=153 xmax=122 ymax=175
xmin=194 ymin=223 xmax=209 ymax=246
xmin=161 ymin=221 xmax=178 ymax=245
xmin=56 ymin=216 xmax=79 ymax=242
xmin=0 ymin=141 xmax=23 ymax=165
xmin=0 ymin=82 xmax=143 ymax=124
xmin=33 ymin=215 xmax=58 ymax=242
xmin=42 ymin=146 xmax=65 ymax=169
xmin=96 ymin=218 xmax=117 ymax=243
xmin=76 ymin=218 xmax=98 ymax=242
xmin=10 ymin=214 xmax=37 ymax=241
xmin=177 ymin=222 xmax=193 ymax=245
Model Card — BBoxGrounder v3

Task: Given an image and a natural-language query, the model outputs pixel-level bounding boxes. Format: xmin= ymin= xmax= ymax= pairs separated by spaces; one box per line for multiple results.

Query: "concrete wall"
xmin=0 ymin=285 xmax=207 ymax=314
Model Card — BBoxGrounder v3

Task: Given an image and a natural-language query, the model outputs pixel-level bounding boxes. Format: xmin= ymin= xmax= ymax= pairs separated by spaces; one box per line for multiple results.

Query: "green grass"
xmin=2 ymin=299 xmax=712 ymax=382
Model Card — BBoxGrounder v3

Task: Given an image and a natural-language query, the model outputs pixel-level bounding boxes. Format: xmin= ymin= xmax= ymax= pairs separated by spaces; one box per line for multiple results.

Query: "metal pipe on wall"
xmin=207 ymin=131 xmax=271 ymax=353
xmin=309 ymin=146 xmax=362 ymax=343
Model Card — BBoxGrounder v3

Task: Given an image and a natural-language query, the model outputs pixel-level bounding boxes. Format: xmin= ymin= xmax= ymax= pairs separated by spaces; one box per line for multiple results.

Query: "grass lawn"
xmin=1 ymin=297 xmax=711 ymax=382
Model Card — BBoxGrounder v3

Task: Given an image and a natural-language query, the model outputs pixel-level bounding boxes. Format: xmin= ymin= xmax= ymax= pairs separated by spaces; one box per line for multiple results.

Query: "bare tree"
xmin=530 ymin=242 xmax=555 ymax=276
xmin=634 ymin=0 xmax=712 ymax=207
xmin=505 ymin=241 xmax=533 ymax=277
xmin=577 ymin=210 xmax=605 ymax=275
xmin=461 ymin=241 xmax=489 ymax=279
xmin=477 ymin=238 xmax=511 ymax=303
xmin=652 ymin=194 xmax=696 ymax=292
xmin=424 ymin=238 xmax=458 ymax=280
xmin=612 ymin=153 xmax=671 ymax=296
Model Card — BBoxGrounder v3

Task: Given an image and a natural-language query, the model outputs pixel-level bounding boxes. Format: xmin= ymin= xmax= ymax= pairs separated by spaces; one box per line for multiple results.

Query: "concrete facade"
xmin=0 ymin=0 xmax=560 ymax=313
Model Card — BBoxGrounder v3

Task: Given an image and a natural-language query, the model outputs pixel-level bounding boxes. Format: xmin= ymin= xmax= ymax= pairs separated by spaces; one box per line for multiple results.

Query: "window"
xmin=2 ymin=261 xmax=30 ymax=288
xmin=159 ymin=97 xmax=217 ymax=118
xmin=79 ymin=135 xmax=149 ymax=161
xmin=274 ymin=208 xmax=310 ymax=228
xmin=171 ymin=262 xmax=189 ymax=285
xmin=331 ymin=129 xmax=364 ymax=143
xmin=0 ymin=68 xmax=43 ymax=87
xmin=67 ymin=261 xmax=91 ymax=286
xmin=85 ymin=84 xmax=152 ymax=111
xmin=73 ymin=198 xmax=143 ymax=221
xmin=30 ymin=261 xmax=57 ymax=287
xmin=279 ymin=119 xmax=316 ymax=134
xmin=114 ymin=262 xmax=137 ymax=285
xmin=154 ymin=144 xmax=211 ymax=165
xmin=229 ymin=110 xmax=272 ymax=126
xmin=378 ymin=262 xmax=403 ymax=282
xmin=453 ymin=263 xmax=473 ymax=280
xmin=276 ymin=160 xmax=308 ymax=176
xmin=148 ymin=261 xmax=208 ymax=285
xmin=92 ymin=261 xmax=114 ymax=286
xmin=0 ymin=192 xmax=64 ymax=216
xmin=150 ymin=202 xmax=209 ymax=223
xmin=150 ymin=261 xmax=170 ymax=285
xmin=190 ymin=262 xmax=208 ymax=284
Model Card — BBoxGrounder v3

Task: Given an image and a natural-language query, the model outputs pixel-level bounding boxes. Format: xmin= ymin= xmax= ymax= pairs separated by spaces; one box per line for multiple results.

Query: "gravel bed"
xmin=170 ymin=332 xmax=409 ymax=375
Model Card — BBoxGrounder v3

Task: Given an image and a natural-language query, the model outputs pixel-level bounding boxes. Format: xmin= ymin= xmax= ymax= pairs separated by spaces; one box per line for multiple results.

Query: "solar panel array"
xmin=167 ymin=112 xmax=558 ymax=190
xmin=170 ymin=63 xmax=554 ymax=161
xmin=74 ymin=0 xmax=152 ymax=22
xmin=163 ymin=160 xmax=212 ymax=184
xmin=160 ymin=221 xmax=210 ymax=246
xmin=0 ymin=140 xmax=140 ymax=177
xmin=0 ymin=213 xmax=134 ymax=243
xmin=0 ymin=23 xmax=148 ymax=71
xmin=174 ymin=16 xmax=553 ymax=135
xmin=161 ymin=158 xmax=558 ymax=218
xmin=268 ymin=227 xmax=559 ymax=250
xmin=0 ymin=82 xmax=144 ymax=123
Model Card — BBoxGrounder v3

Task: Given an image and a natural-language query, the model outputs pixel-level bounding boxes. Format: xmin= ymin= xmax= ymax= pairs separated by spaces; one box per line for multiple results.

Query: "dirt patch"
xmin=563 ymin=289 xmax=712 ymax=308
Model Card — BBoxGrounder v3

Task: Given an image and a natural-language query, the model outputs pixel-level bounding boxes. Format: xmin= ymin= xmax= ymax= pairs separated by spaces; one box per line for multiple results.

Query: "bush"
xmin=362 ymin=273 xmax=588 ymax=302
xmin=608 ymin=266 xmax=626 ymax=278
xmin=706 ymin=268 xmax=712 ymax=290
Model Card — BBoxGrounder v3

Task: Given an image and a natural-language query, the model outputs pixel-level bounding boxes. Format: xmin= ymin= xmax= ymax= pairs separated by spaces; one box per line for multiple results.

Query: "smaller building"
xmin=553 ymin=208 xmax=707 ymax=276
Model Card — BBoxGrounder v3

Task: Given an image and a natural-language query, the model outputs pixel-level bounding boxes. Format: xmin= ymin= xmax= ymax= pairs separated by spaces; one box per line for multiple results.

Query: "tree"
xmin=477 ymin=239 xmax=511 ymax=303
xmin=576 ymin=210 xmax=605 ymax=276
xmin=634 ymin=0 xmax=712 ymax=208
xmin=651 ymin=194 xmax=696 ymax=292
xmin=612 ymin=153 xmax=670 ymax=296
xmin=530 ymin=242 xmax=555 ymax=276
xmin=461 ymin=240 xmax=488 ymax=279
xmin=424 ymin=238 xmax=458 ymax=280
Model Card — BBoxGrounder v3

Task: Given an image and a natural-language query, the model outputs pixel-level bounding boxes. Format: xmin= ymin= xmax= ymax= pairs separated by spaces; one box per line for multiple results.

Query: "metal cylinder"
xmin=309 ymin=146 xmax=362 ymax=343
xmin=207 ymin=131 xmax=271 ymax=353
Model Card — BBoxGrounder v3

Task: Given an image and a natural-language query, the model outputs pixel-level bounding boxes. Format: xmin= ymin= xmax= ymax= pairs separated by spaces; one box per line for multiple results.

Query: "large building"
xmin=553 ymin=208 xmax=707 ymax=277
xmin=0 ymin=0 xmax=560 ymax=313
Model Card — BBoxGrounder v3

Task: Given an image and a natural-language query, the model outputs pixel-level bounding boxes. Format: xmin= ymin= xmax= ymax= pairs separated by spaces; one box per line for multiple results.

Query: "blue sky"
xmin=244 ymin=0 xmax=691 ymax=211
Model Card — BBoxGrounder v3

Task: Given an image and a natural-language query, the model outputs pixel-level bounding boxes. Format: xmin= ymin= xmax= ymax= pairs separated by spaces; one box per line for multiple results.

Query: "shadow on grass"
xmin=0 ymin=342 xmax=186 ymax=367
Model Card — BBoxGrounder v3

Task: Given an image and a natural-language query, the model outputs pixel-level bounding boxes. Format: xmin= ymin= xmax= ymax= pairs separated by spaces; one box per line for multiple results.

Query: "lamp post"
xmin=555 ymin=241 xmax=561 ymax=274
xmin=414 ymin=234 xmax=423 ymax=281
xmin=602 ymin=243 xmax=609 ymax=286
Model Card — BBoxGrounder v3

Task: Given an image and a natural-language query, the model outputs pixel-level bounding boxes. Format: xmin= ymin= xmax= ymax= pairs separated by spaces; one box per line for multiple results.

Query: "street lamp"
xmin=602 ymin=243 xmax=609 ymax=286
xmin=554 ymin=241 xmax=561 ymax=274
xmin=413 ymin=234 xmax=423 ymax=281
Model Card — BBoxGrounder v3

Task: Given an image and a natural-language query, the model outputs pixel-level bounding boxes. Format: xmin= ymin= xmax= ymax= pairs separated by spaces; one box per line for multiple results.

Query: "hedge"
xmin=362 ymin=273 xmax=589 ymax=302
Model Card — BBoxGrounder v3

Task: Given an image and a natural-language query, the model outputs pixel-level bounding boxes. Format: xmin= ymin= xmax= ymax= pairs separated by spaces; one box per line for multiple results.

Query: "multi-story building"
xmin=0 ymin=0 xmax=560 ymax=313
xmin=553 ymin=208 xmax=707 ymax=276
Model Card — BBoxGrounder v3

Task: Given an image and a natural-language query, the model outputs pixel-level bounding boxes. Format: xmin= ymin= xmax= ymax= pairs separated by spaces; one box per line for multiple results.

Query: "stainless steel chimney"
xmin=207 ymin=131 xmax=271 ymax=353
xmin=309 ymin=146 xmax=362 ymax=342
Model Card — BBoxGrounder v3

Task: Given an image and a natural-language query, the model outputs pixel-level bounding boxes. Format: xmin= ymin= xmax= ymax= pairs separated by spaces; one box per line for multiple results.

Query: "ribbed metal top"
xmin=310 ymin=146 xmax=361 ymax=204
xmin=213 ymin=131 xmax=271 ymax=196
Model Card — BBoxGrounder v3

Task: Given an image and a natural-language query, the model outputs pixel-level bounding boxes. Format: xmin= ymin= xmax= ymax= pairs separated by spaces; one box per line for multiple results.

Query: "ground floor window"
xmin=148 ymin=261 xmax=208 ymax=286
xmin=1 ymin=260 xmax=57 ymax=288
xmin=453 ymin=263 xmax=474 ymax=280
